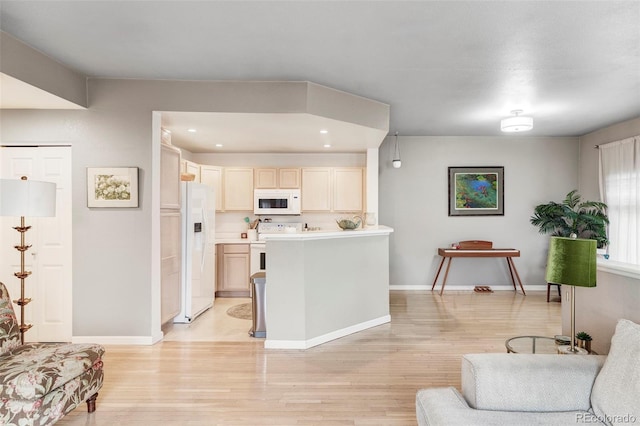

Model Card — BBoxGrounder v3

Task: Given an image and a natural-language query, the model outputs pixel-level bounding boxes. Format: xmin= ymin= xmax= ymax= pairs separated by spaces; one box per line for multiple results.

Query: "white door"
xmin=0 ymin=146 xmax=72 ymax=342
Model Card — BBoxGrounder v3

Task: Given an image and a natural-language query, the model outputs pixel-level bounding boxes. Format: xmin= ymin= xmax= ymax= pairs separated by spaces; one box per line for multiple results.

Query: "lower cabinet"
xmin=216 ymin=244 xmax=250 ymax=297
xmin=160 ymin=211 xmax=181 ymax=324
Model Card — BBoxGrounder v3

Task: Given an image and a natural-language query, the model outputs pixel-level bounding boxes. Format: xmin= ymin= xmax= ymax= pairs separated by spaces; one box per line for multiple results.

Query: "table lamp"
xmin=0 ymin=176 xmax=57 ymax=343
xmin=545 ymin=236 xmax=596 ymax=355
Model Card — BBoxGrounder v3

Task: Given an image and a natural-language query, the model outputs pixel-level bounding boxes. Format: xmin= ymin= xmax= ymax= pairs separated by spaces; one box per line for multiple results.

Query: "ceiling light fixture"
xmin=501 ymin=110 xmax=533 ymax=132
xmin=215 ymin=144 xmax=223 ymax=147
xmin=320 ymin=129 xmax=328 ymax=134
xmin=392 ymin=132 xmax=401 ymax=168
xmin=187 ymin=128 xmax=197 ymax=133
xmin=324 ymin=144 xmax=331 ymax=148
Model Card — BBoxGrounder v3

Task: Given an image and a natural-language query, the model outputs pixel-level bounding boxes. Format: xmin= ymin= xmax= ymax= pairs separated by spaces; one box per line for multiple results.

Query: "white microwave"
xmin=254 ymin=189 xmax=301 ymax=215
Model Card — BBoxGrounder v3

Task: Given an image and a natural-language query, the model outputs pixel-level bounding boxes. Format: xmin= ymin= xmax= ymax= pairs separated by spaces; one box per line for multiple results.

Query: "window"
xmin=599 ymin=136 xmax=640 ymax=265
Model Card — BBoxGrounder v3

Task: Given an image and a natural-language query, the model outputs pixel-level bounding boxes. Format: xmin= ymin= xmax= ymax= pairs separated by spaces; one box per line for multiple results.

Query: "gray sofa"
xmin=416 ymin=319 xmax=640 ymax=425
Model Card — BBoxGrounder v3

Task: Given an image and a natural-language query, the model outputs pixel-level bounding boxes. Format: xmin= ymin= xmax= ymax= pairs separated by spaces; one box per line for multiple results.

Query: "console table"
xmin=431 ymin=248 xmax=525 ymax=295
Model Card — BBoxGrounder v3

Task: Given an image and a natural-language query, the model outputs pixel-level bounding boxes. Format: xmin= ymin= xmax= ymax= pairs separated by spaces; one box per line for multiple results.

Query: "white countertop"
xmin=215 ymin=238 xmax=252 ymax=244
xmin=215 ymin=233 xmax=253 ymax=244
xmin=260 ymin=225 xmax=393 ymax=241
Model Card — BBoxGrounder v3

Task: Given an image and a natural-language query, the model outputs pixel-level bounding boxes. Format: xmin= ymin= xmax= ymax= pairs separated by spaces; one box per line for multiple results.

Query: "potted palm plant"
xmin=530 ymin=190 xmax=609 ymax=248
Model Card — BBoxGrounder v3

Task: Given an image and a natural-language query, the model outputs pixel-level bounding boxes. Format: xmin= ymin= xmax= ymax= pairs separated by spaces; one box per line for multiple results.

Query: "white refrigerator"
xmin=174 ymin=181 xmax=216 ymax=323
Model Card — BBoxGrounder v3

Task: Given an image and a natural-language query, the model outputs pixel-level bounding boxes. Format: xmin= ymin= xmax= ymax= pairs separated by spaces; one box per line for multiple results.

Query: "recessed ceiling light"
xmin=187 ymin=128 xmax=197 ymax=133
xmin=320 ymin=129 xmax=329 ymax=134
xmin=324 ymin=144 xmax=331 ymax=148
xmin=215 ymin=144 xmax=223 ymax=147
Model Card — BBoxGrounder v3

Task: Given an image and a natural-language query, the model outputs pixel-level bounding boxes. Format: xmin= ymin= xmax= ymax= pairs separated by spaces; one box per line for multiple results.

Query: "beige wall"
xmin=378 ymin=135 xmax=579 ymax=290
xmin=1 ymin=78 xmax=387 ymax=342
xmin=0 ymin=31 xmax=87 ymax=107
xmin=572 ymin=116 xmax=640 ymax=353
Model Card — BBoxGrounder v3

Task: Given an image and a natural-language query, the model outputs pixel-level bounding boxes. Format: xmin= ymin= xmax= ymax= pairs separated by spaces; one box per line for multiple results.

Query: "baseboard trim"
xmin=71 ymin=335 xmax=157 ymax=345
xmin=264 ymin=314 xmax=391 ymax=350
xmin=390 ymin=284 xmax=548 ymax=291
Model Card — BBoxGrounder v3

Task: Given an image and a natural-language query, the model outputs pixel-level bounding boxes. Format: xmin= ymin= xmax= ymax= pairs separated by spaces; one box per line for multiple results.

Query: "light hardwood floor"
xmin=59 ymin=290 xmax=561 ymax=425
xmin=162 ymin=297 xmax=255 ymax=342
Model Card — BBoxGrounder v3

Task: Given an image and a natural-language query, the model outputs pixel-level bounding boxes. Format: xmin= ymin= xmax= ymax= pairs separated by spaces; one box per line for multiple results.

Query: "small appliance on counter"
xmin=257 ymin=222 xmax=303 ymax=238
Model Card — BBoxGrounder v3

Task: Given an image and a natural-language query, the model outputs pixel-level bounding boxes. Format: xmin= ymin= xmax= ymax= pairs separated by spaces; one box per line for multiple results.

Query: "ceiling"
xmin=1 ymin=1 xmax=639 ymax=151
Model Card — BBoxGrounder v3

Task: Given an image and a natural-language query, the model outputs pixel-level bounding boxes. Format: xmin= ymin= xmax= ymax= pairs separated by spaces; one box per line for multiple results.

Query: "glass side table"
xmin=505 ymin=336 xmax=559 ymax=354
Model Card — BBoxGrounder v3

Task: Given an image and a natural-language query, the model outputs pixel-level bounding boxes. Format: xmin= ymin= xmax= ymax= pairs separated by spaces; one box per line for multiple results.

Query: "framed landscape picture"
xmin=448 ymin=166 xmax=504 ymax=216
xmin=87 ymin=167 xmax=139 ymax=208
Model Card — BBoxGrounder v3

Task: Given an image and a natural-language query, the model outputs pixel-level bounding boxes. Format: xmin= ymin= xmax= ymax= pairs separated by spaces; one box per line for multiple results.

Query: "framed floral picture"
xmin=448 ymin=166 xmax=504 ymax=216
xmin=87 ymin=167 xmax=139 ymax=208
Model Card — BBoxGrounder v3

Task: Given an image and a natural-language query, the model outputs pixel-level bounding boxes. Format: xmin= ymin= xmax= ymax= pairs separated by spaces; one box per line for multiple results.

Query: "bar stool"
xmin=547 ymin=283 xmax=561 ymax=302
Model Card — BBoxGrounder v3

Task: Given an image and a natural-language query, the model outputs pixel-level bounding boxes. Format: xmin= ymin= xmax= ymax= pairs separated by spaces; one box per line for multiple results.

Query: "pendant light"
xmin=392 ymin=132 xmax=401 ymax=168
xmin=501 ymin=110 xmax=533 ymax=132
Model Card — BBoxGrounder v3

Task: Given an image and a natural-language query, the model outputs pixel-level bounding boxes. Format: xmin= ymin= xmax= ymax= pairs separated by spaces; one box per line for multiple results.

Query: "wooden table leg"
xmin=439 ymin=258 xmax=453 ymax=296
xmin=505 ymin=258 xmax=517 ymax=291
xmin=431 ymin=257 xmax=447 ymax=291
xmin=507 ymin=258 xmax=526 ymax=295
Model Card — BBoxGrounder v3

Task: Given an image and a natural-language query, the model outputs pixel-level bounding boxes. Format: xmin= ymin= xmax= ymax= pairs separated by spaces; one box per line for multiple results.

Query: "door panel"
xmin=0 ymin=146 xmax=72 ymax=342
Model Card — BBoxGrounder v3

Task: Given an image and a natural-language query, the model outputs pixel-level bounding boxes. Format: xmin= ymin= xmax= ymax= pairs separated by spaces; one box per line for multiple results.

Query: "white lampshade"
xmin=501 ymin=110 xmax=533 ymax=132
xmin=0 ymin=178 xmax=57 ymax=217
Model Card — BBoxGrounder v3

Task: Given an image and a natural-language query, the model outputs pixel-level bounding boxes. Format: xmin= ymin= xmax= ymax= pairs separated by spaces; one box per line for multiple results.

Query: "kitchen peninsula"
xmin=261 ymin=226 xmax=393 ymax=349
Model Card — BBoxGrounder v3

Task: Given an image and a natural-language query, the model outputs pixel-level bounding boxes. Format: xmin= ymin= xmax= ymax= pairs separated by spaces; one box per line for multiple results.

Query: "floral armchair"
xmin=0 ymin=282 xmax=105 ymax=425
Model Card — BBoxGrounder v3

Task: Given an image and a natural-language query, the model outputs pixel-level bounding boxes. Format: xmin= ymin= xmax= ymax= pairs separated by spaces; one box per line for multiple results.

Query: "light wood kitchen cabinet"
xmin=200 ymin=165 xmax=223 ymax=212
xmin=254 ymin=168 xmax=278 ymax=188
xmin=301 ymin=167 xmax=364 ymax=212
xmin=279 ymin=168 xmax=301 ymax=188
xmin=223 ymin=168 xmax=254 ymax=211
xmin=181 ymin=159 xmax=201 ymax=182
xmin=254 ymin=167 xmax=301 ymax=189
xmin=160 ymin=142 xmax=182 ymax=324
xmin=160 ymin=212 xmax=182 ymax=324
xmin=333 ymin=167 xmax=364 ymax=212
xmin=216 ymin=244 xmax=250 ymax=297
xmin=160 ymin=143 xmax=181 ymax=209
xmin=301 ymin=167 xmax=332 ymax=211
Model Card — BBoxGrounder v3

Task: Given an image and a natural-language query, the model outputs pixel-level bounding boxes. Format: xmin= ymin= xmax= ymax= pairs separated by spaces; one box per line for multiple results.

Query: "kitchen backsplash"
xmin=216 ymin=211 xmax=362 ymax=236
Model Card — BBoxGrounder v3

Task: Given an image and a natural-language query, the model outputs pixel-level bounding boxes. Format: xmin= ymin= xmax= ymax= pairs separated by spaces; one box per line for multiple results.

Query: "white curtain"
xmin=599 ymin=136 xmax=640 ymax=264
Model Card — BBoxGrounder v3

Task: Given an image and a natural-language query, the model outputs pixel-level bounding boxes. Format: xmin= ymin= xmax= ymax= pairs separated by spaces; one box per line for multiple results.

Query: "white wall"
xmin=378 ymin=135 xmax=579 ymax=290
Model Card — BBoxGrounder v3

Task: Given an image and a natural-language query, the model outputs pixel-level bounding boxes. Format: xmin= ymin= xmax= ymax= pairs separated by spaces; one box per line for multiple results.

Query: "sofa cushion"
xmin=0 ymin=342 xmax=105 ymax=400
xmin=416 ymin=387 xmax=603 ymax=426
xmin=591 ymin=319 xmax=640 ymax=426
xmin=0 ymin=283 xmax=20 ymax=356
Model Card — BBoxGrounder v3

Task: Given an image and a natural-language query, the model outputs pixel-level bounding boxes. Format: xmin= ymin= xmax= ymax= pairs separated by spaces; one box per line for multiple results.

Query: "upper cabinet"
xmin=278 ymin=168 xmax=301 ymax=188
xmin=301 ymin=167 xmax=364 ymax=213
xmin=165 ymin=160 xmax=363 ymax=213
xmin=254 ymin=168 xmax=278 ymax=189
xmin=224 ymin=168 xmax=254 ymax=211
xmin=181 ymin=159 xmax=201 ymax=182
xmin=160 ymin=143 xmax=181 ymax=210
xmin=255 ymin=167 xmax=301 ymax=189
xmin=333 ymin=168 xmax=364 ymax=212
xmin=200 ymin=165 xmax=223 ymax=212
xmin=301 ymin=168 xmax=332 ymax=211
